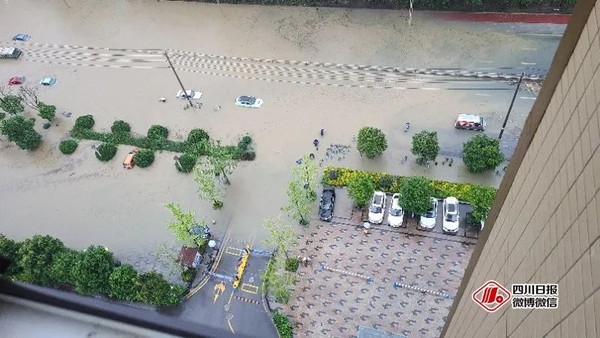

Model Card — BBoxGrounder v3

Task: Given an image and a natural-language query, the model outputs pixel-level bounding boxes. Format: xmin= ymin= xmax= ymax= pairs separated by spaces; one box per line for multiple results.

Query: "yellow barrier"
xmin=233 ymin=244 xmax=252 ymax=289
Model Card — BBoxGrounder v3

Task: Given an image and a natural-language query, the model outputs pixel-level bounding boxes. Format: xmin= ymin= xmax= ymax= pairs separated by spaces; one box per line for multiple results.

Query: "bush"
xmin=0 ymin=112 xmax=6 ymax=120
xmin=138 ymin=271 xmax=185 ymax=306
xmin=111 ymin=120 xmax=131 ymax=133
xmin=16 ymin=235 xmax=65 ymax=285
xmin=43 ymin=122 xmax=51 ymax=129
xmin=133 ymin=149 xmax=155 ymax=168
xmin=74 ymin=115 xmax=95 ymax=129
xmin=347 ymin=172 xmax=376 ymax=208
xmin=0 ymin=235 xmax=21 ymax=276
xmin=0 ymin=115 xmax=42 ymax=150
xmin=109 ymin=264 xmax=140 ymax=302
xmin=187 ymin=128 xmax=209 ymax=144
xmin=462 ymin=134 xmax=505 ymax=173
xmin=147 ymin=125 xmax=168 ymax=140
xmin=212 ymin=200 xmax=224 ymax=209
xmin=95 ymin=143 xmax=118 ymax=161
xmin=176 ymin=153 xmax=197 ymax=173
xmin=285 ymin=257 xmax=299 ymax=272
xmin=59 ymin=139 xmax=78 ymax=154
xmin=181 ymin=268 xmax=197 ymax=283
xmin=239 ymin=151 xmax=256 ymax=161
xmin=50 ymin=248 xmax=82 ymax=286
xmin=73 ymin=246 xmax=116 ymax=295
xmin=273 ymin=311 xmax=293 ymax=338
xmin=377 ymin=174 xmax=394 ymax=191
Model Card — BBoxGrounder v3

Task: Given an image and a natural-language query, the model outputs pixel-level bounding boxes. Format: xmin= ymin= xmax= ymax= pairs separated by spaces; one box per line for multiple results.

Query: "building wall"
xmin=443 ymin=1 xmax=600 ymax=337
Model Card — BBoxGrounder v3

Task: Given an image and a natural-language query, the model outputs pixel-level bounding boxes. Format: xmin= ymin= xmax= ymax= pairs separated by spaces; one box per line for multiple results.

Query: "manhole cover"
xmin=248 ymin=276 xmax=255 ymax=283
xmin=224 ymin=304 xmax=230 ymax=312
xmin=225 ymin=313 xmax=234 ymax=321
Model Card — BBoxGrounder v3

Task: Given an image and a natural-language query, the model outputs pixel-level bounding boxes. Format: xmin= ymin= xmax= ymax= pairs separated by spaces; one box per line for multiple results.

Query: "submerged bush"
xmin=95 ymin=143 xmax=117 ymax=161
xmin=59 ymin=139 xmax=78 ymax=154
xmin=175 ymin=153 xmax=197 ymax=173
xmin=74 ymin=115 xmax=95 ymax=129
xmin=134 ymin=149 xmax=155 ymax=168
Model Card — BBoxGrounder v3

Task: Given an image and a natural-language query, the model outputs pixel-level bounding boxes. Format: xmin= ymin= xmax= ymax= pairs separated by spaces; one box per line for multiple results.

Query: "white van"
xmin=455 ymin=114 xmax=486 ymax=131
xmin=0 ymin=48 xmax=22 ymax=59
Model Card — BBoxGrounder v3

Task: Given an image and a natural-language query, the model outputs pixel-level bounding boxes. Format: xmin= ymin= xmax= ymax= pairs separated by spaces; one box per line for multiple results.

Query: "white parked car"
xmin=442 ymin=197 xmax=460 ymax=234
xmin=388 ymin=193 xmax=404 ymax=227
xmin=368 ymin=191 xmax=386 ymax=224
xmin=235 ymin=95 xmax=263 ymax=108
xmin=420 ymin=198 xmax=438 ymax=229
xmin=176 ymin=90 xmax=202 ymax=100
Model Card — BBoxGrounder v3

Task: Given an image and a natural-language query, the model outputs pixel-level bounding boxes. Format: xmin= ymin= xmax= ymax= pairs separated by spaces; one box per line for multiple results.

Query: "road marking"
xmin=213 ymin=281 xmax=226 ymax=303
xmin=228 ymin=318 xmax=235 ymax=334
xmin=475 ymin=93 xmax=491 ymax=97
xmin=186 ymin=228 xmax=232 ymax=298
xmin=233 ymin=295 xmax=260 ymax=305
xmin=521 ymin=62 xmax=537 ymax=65
xmin=519 ymin=96 xmax=537 ymax=100
xmin=520 ymin=33 xmax=563 ymax=37
xmin=240 ymin=283 xmax=259 ymax=295
xmin=479 ymin=60 xmax=494 ymax=63
xmin=226 ymin=247 xmax=243 ymax=256
xmin=521 ymin=48 xmax=538 ymax=51
xmin=227 ymin=290 xmax=235 ymax=306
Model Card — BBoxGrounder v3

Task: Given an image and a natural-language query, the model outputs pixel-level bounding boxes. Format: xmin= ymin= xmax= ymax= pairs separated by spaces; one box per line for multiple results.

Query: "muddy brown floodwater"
xmin=0 ymin=0 xmax=561 ymax=277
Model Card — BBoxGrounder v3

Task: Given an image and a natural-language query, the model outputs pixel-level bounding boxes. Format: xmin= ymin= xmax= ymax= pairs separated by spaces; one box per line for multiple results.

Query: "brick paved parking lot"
xmin=275 ymin=192 xmax=476 ymax=338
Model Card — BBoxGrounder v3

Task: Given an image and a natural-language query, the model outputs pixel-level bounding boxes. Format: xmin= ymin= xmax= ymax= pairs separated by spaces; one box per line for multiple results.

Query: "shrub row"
xmin=192 ymin=0 xmax=575 ymax=12
xmin=0 ymin=234 xmax=187 ymax=306
xmin=322 ymin=167 xmax=496 ymax=205
xmin=272 ymin=311 xmax=294 ymax=338
xmin=59 ymin=139 xmax=78 ymax=154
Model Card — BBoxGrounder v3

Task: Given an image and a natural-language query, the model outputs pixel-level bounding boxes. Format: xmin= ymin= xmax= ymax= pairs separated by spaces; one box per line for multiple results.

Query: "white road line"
xmin=520 ymin=33 xmax=564 ymax=37
xmin=521 ymin=48 xmax=538 ymax=51
xmin=521 ymin=62 xmax=537 ymax=65
xmin=475 ymin=93 xmax=491 ymax=97
xmin=479 ymin=60 xmax=494 ymax=63
xmin=519 ymin=96 xmax=537 ymax=100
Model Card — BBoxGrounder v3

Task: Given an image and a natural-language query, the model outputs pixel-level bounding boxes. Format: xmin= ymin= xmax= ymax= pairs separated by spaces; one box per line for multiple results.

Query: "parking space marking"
xmin=521 ymin=62 xmax=537 ymax=65
xmin=234 ymin=295 xmax=260 ymax=305
xmin=519 ymin=96 xmax=537 ymax=100
xmin=240 ymin=283 xmax=259 ymax=294
xmin=226 ymin=247 xmax=243 ymax=256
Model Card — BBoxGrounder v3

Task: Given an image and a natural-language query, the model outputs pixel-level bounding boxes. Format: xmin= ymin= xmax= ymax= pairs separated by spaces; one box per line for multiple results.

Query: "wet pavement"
xmin=275 ymin=193 xmax=475 ymax=338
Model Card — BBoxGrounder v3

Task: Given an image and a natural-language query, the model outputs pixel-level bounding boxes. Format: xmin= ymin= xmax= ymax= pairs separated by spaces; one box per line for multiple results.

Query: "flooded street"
xmin=0 ymin=0 xmax=562 ymax=273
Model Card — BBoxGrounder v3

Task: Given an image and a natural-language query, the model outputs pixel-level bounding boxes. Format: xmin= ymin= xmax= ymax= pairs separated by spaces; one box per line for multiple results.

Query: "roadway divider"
xmin=233 ymin=244 xmax=252 ymax=289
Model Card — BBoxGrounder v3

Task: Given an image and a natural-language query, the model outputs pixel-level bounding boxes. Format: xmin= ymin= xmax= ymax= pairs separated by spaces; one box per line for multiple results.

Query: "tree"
xmin=0 ymin=235 xmax=21 ymax=276
xmin=74 ymin=115 xmax=95 ymax=129
xmin=136 ymin=271 xmax=187 ymax=306
xmin=357 ymin=127 xmax=388 ymax=159
xmin=109 ymin=264 xmax=141 ymax=301
xmin=411 ymin=130 xmax=440 ymax=165
xmin=291 ymin=154 xmax=318 ymax=201
xmin=17 ymin=85 xmax=41 ymax=110
xmin=268 ymin=253 xmax=296 ymax=304
xmin=59 ymin=139 xmax=78 ymax=154
xmin=262 ymin=215 xmax=298 ymax=260
xmin=16 ymin=235 xmax=65 ymax=285
xmin=206 ymin=141 xmax=238 ymax=185
xmin=282 ymin=179 xmax=312 ymax=226
xmin=347 ymin=172 xmax=376 ymax=207
xmin=0 ymin=115 xmax=42 ymax=150
xmin=165 ymin=203 xmax=206 ymax=247
xmin=50 ymin=248 xmax=82 ymax=286
xmin=467 ymin=184 xmax=497 ymax=222
xmin=399 ymin=176 xmax=433 ymax=215
xmin=133 ymin=149 xmax=155 ymax=168
xmin=462 ymin=134 xmax=505 ymax=173
xmin=73 ymin=246 xmax=115 ymax=295
xmin=147 ymin=125 xmax=168 ymax=139
xmin=111 ymin=120 xmax=131 ymax=133
xmin=187 ymin=128 xmax=210 ymax=144
xmin=193 ymin=165 xmax=224 ymax=209
xmin=175 ymin=153 xmax=197 ymax=173
xmin=37 ymin=102 xmax=56 ymax=121
xmin=0 ymin=95 xmax=25 ymax=115
xmin=95 ymin=143 xmax=117 ymax=161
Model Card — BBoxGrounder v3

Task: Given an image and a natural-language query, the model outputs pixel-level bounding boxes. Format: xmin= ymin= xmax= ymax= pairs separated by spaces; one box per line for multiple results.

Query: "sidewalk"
xmin=431 ymin=11 xmax=570 ymax=24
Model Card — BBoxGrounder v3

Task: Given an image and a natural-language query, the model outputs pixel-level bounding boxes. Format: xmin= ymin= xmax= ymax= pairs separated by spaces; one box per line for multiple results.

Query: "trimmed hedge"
xmin=111 ymin=120 xmax=131 ymax=133
xmin=272 ymin=311 xmax=293 ymax=338
xmin=59 ymin=139 xmax=78 ymax=154
xmin=322 ymin=167 xmax=496 ymax=206
xmin=74 ymin=115 xmax=95 ymax=129
xmin=176 ymin=153 xmax=197 ymax=173
xmin=285 ymin=257 xmax=299 ymax=272
xmin=133 ymin=149 xmax=155 ymax=168
xmin=148 ymin=125 xmax=169 ymax=140
xmin=187 ymin=128 xmax=210 ymax=144
xmin=95 ymin=143 xmax=118 ymax=161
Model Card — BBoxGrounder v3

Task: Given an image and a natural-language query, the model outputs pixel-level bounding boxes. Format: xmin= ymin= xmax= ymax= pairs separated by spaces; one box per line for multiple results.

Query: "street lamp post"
xmin=499 ymin=72 xmax=525 ymax=140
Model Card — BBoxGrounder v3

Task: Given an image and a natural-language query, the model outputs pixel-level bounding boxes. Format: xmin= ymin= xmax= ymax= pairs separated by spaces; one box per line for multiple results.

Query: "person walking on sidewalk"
xmin=313 ymin=139 xmax=319 ymax=150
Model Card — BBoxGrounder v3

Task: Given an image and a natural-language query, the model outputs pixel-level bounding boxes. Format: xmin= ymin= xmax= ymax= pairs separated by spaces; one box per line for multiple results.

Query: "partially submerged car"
xmin=388 ymin=193 xmax=404 ymax=227
xmin=39 ymin=77 xmax=57 ymax=86
xmin=0 ymin=47 xmax=22 ymax=59
xmin=419 ymin=198 xmax=438 ymax=229
xmin=442 ymin=197 xmax=460 ymax=234
xmin=123 ymin=148 xmax=140 ymax=169
xmin=12 ymin=34 xmax=31 ymax=41
xmin=8 ymin=76 xmax=25 ymax=85
xmin=235 ymin=96 xmax=263 ymax=108
xmin=368 ymin=191 xmax=386 ymax=224
xmin=176 ymin=90 xmax=202 ymax=100
xmin=318 ymin=186 xmax=336 ymax=222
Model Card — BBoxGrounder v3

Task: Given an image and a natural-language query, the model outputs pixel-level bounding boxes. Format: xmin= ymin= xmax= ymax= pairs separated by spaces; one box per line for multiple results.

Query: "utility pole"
xmin=499 ymin=72 xmax=524 ymax=140
xmin=409 ymin=0 xmax=414 ymax=26
xmin=164 ymin=51 xmax=194 ymax=109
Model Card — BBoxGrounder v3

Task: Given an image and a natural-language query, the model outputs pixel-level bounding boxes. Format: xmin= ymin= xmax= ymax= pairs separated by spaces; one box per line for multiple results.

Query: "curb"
xmin=431 ymin=11 xmax=571 ymax=24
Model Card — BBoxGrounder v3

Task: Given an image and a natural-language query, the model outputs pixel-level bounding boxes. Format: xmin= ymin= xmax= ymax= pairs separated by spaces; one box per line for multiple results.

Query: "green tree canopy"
xmin=0 ymin=234 xmax=21 ymax=276
xmin=357 ymin=127 xmax=388 ymax=159
xmin=462 ymin=134 xmax=505 ymax=173
xmin=291 ymin=154 xmax=318 ymax=201
xmin=411 ymin=130 xmax=440 ymax=165
xmin=347 ymin=172 xmax=376 ymax=207
xmin=399 ymin=176 xmax=433 ymax=215
xmin=73 ymin=246 xmax=116 ymax=295
xmin=0 ymin=95 xmax=25 ymax=115
xmin=467 ymin=184 xmax=497 ymax=222
xmin=17 ymin=235 xmax=65 ymax=285
xmin=193 ymin=165 xmax=223 ymax=209
xmin=262 ymin=215 xmax=298 ymax=260
xmin=50 ymin=248 xmax=82 ymax=286
xmin=37 ymin=102 xmax=56 ymax=121
xmin=165 ymin=203 xmax=206 ymax=247
xmin=138 ymin=271 xmax=171 ymax=305
xmin=109 ymin=264 xmax=141 ymax=301
xmin=206 ymin=140 xmax=238 ymax=185
xmin=282 ymin=179 xmax=312 ymax=226
xmin=0 ymin=115 xmax=42 ymax=150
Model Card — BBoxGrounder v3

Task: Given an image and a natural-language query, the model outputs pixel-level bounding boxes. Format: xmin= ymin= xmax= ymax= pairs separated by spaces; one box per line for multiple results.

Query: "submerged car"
xmin=442 ymin=197 xmax=460 ymax=234
xmin=39 ymin=77 xmax=57 ymax=86
xmin=368 ymin=191 xmax=386 ymax=224
xmin=419 ymin=198 xmax=438 ymax=229
xmin=8 ymin=76 xmax=25 ymax=85
xmin=318 ymin=186 xmax=336 ymax=221
xmin=235 ymin=96 xmax=263 ymax=108
xmin=12 ymin=34 xmax=31 ymax=41
xmin=388 ymin=193 xmax=404 ymax=227
xmin=123 ymin=148 xmax=140 ymax=169
xmin=176 ymin=90 xmax=202 ymax=100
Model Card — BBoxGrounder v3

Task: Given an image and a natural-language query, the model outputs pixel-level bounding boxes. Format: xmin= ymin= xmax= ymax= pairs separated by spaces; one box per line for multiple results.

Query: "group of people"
xmin=297 ymin=255 xmax=312 ymax=267
xmin=297 ymin=129 xmax=325 ymax=165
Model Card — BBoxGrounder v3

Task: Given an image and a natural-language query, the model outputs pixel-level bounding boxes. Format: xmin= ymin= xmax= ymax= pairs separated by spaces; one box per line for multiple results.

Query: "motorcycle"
xmin=404 ymin=122 xmax=410 ymax=132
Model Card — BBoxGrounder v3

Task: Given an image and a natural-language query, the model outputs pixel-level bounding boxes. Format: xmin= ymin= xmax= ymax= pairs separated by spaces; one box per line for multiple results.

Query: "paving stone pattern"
xmin=277 ymin=222 xmax=475 ymax=338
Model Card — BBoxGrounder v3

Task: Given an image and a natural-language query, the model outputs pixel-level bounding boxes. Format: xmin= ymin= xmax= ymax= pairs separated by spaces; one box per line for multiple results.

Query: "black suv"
xmin=318 ymin=186 xmax=336 ymax=221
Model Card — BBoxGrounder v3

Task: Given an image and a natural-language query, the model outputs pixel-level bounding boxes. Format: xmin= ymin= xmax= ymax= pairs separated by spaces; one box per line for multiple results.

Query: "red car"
xmin=8 ymin=76 xmax=25 ymax=85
